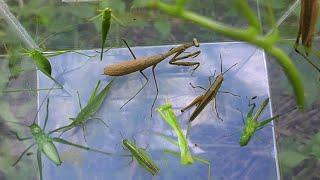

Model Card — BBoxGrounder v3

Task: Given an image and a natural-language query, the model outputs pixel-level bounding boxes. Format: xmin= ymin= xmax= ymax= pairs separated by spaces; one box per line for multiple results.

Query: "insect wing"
xmin=42 ymin=141 xmax=62 ymax=166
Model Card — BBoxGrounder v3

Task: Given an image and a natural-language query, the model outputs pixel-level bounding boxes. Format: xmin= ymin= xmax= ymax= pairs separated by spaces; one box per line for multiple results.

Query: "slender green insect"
xmin=89 ymin=8 xmax=116 ymax=61
xmin=156 ymin=100 xmax=193 ymax=165
xmin=122 ymin=139 xmax=160 ymax=176
xmin=9 ymin=98 xmax=113 ymax=180
xmin=100 ymin=8 xmax=112 ymax=61
xmin=156 ymin=102 xmax=211 ymax=178
xmin=239 ymin=97 xmax=296 ymax=146
xmin=49 ymin=79 xmax=114 ymax=141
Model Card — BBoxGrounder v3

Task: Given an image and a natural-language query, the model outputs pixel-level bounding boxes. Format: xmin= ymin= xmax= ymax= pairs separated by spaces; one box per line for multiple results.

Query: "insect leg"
xmin=120 ymin=39 xmax=150 ymax=109
xmin=52 ymin=137 xmax=113 ymax=155
xmin=76 ymin=91 xmax=83 ymax=110
xmin=218 ymin=90 xmax=241 ymax=97
xmin=37 ymin=150 xmax=43 ymax=180
xmin=122 ymin=39 xmax=136 ymax=59
xmin=43 ymin=98 xmax=50 ymax=131
xmin=294 ymin=48 xmax=320 ymax=72
xmin=91 ymin=117 xmax=109 ymax=128
xmin=208 ymin=70 xmax=216 ymax=85
xmin=82 ymin=125 xmax=88 ymax=142
xmin=235 ymin=108 xmax=246 ymax=126
xmin=189 ymin=82 xmax=207 ymax=91
xmin=181 ymin=95 xmax=204 ymax=112
xmin=10 ymin=131 xmax=32 ymax=141
xmin=169 ymin=50 xmax=201 ymax=72
xmin=213 ymin=98 xmax=223 ymax=121
xmin=150 ymin=65 xmax=159 ymax=117
xmin=12 ymin=143 xmax=35 ymax=166
xmin=123 ymin=154 xmax=134 ymax=167
xmin=120 ymin=70 xmax=149 ymax=109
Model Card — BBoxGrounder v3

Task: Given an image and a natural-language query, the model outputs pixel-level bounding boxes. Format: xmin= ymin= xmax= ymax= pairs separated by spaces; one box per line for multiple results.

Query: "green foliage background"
xmin=0 ymin=0 xmax=319 ymax=179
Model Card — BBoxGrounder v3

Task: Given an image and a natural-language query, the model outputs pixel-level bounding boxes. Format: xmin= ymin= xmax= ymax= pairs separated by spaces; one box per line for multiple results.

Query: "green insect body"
xmin=25 ymin=49 xmax=63 ymax=88
xmin=123 ymin=139 xmax=160 ymax=176
xmin=100 ymin=8 xmax=112 ymax=61
xmin=239 ymin=98 xmax=279 ymax=146
xmin=11 ymin=98 xmax=113 ymax=180
xmin=50 ymin=79 xmax=114 ymax=135
xmin=30 ymin=123 xmax=62 ymax=165
xmin=28 ymin=49 xmax=52 ymax=75
xmin=157 ymin=101 xmax=193 ymax=165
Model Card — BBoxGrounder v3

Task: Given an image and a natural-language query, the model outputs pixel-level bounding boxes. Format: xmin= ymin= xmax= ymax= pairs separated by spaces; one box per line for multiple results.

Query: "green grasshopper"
xmin=156 ymin=100 xmax=211 ymax=179
xmin=9 ymin=98 xmax=113 ymax=180
xmin=122 ymin=139 xmax=160 ymax=176
xmin=49 ymin=79 xmax=114 ymax=141
xmin=239 ymin=97 xmax=296 ymax=146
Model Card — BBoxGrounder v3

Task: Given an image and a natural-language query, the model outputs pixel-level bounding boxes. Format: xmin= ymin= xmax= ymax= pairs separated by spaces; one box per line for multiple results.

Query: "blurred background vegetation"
xmin=0 ymin=0 xmax=320 ymax=179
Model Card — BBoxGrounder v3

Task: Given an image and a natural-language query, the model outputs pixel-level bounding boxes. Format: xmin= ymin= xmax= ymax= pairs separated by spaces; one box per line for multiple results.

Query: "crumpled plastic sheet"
xmin=38 ymin=42 xmax=278 ymax=180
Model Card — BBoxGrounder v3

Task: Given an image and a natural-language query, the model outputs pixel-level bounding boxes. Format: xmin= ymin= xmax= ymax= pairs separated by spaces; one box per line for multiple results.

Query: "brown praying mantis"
xmin=104 ymin=39 xmax=201 ymax=116
xmin=294 ymin=0 xmax=320 ymax=72
xmin=181 ymin=54 xmax=238 ymax=122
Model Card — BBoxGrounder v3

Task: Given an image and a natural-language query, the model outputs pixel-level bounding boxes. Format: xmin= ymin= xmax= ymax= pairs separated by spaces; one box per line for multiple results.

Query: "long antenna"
xmin=220 ymin=53 xmax=223 ymax=74
xmin=222 ymin=63 xmax=238 ymax=75
xmin=32 ymin=85 xmax=55 ymax=124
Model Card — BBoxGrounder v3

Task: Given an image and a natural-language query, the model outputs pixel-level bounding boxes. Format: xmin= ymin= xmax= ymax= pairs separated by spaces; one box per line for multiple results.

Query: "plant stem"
xmin=149 ymin=1 xmax=305 ymax=108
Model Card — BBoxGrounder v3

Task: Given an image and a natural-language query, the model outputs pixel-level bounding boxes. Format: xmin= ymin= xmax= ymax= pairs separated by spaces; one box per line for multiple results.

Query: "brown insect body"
xmin=104 ymin=41 xmax=195 ymax=76
xmin=188 ymin=75 xmax=224 ymax=122
xmin=296 ymin=0 xmax=320 ymax=52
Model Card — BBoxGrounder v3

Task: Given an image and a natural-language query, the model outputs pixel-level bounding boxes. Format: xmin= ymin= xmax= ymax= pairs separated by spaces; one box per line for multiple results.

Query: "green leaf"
xmin=279 ymin=150 xmax=306 ymax=169
xmin=132 ymin=0 xmax=150 ymax=8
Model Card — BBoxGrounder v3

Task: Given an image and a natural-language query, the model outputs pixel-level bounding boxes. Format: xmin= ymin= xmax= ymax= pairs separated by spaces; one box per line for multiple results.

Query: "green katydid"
xmin=8 ymin=97 xmax=113 ymax=180
xmin=239 ymin=97 xmax=296 ymax=146
xmin=89 ymin=7 xmax=124 ymax=61
xmin=49 ymin=79 xmax=114 ymax=141
xmin=156 ymin=101 xmax=211 ymax=179
xmin=89 ymin=8 xmax=112 ymax=61
xmin=122 ymin=139 xmax=160 ymax=176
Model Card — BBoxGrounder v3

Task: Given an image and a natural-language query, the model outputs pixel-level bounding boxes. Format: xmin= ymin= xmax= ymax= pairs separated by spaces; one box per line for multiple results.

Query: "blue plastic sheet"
xmin=38 ymin=42 xmax=278 ymax=180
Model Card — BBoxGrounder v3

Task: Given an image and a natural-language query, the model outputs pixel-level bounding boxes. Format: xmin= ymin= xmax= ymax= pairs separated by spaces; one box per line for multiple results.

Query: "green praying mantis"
xmin=156 ymin=100 xmax=211 ymax=180
xmin=239 ymin=97 xmax=296 ymax=146
xmin=157 ymin=100 xmax=193 ymax=165
xmin=49 ymin=79 xmax=114 ymax=141
xmin=8 ymin=97 xmax=113 ymax=180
